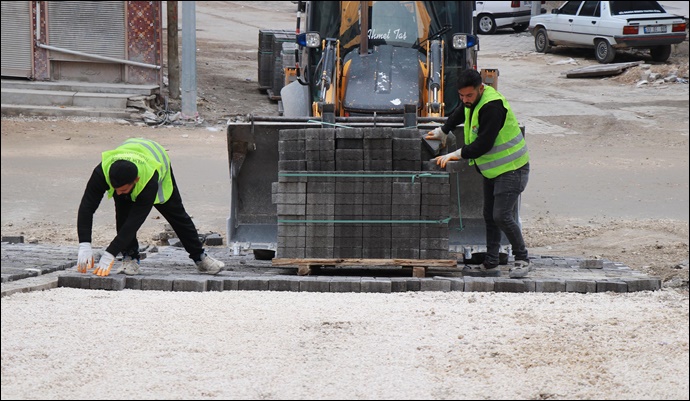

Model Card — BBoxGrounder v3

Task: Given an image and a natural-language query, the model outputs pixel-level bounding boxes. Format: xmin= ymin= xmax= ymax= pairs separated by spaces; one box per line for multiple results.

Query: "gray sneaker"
xmin=117 ymin=256 xmax=140 ymax=275
xmin=195 ymin=253 xmax=224 ymax=275
xmin=509 ymin=259 xmax=532 ymax=278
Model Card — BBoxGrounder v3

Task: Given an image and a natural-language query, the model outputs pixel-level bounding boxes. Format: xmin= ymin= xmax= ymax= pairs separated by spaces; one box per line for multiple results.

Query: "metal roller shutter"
xmin=1 ymin=1 xmax=33 ymax=78
xmin=47 ymin=1 xmax=125 ymax=62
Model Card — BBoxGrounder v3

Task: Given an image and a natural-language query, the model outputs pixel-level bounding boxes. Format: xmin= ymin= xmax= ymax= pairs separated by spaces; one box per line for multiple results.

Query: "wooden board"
xmin=562 ymin=61 xmax=643 ymax=78
xmin=272 ymin=258 xmax=459 ymax=277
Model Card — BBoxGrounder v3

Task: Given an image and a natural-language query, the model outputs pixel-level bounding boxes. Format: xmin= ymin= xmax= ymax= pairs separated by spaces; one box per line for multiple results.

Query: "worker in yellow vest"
xmin=426 ymin=69 xmax=531 ymax=278
xmin=75 ymin=138 xmax=224 ymax=276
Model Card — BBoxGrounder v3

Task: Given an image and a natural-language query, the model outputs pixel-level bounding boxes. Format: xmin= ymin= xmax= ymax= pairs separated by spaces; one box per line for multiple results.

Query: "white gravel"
xmin=1 ymin=288 xmax=688 ymax=400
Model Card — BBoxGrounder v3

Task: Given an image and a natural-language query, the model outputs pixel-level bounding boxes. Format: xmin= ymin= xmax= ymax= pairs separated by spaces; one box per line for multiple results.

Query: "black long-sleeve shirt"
xmin=77 ymin=163 xmax=158 ymax=256
xmin=441 ymin=98 xmax=508 ymax=160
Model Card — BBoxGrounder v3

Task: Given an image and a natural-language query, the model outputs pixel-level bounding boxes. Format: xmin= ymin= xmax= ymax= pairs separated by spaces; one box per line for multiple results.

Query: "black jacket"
xmin=77 ymin=163 xmax=159 ymax=256
xmin=441 ymin=98 xmax=508 ymax=160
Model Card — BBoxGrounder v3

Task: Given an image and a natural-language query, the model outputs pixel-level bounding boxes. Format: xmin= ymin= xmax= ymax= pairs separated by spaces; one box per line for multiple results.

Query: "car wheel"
xmin=534 ymin=28 xmax=551 ymax=53
xmin=513 ymin=23 xmax=528 ymax=33
xmin=594 ymin=39 xmax=615 ymax=63
xmin=477 ymin=14 xmax=497 ymax=35
xmin=650 ymin=45 xmax=672 ymax=62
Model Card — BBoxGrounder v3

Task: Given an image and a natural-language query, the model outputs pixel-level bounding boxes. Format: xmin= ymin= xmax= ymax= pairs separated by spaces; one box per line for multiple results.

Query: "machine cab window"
xmin=370 ymin=1 xmax=419 ymax=46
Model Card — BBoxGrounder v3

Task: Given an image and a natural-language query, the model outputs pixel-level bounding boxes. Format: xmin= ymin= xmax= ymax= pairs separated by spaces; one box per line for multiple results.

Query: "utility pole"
xmin=531 ymin=1 xmax=541 ymax=16
xmin=167 ymin=1 xmax=180 ymax=99
xmin=181 ymin=1 xmax=197 ymax=118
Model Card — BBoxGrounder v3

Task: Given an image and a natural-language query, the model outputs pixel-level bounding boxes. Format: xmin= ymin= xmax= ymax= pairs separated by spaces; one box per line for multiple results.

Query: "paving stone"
xmin=222 ymin=277 xmax=243 ymax=291
xmin=90 ymin=275 xmax=126 ymax=291
xmin=205 ymin=234 xmax=224 ymax=246
xmin=207 ymin=278 xmax=224 ymax=291
xmin=299 ymin=277 xmax=332 ymax=292
xmin=532 ymin=279 xmax=566 ymax=292
xmin=141 ymin=277 xmax=174 ymax=291
xmin=57 ymin=273 xmax=91 ymax=289
xmin=622 ymin=277 xmax=661 ymax=292
xmin=125 ymin=276 xmax=143 ymax=290
xmin=440 ymin=277 xmax=465 ymax=291
xmin=2 ymin=236 xmax=24 ymax=244
xmin=268 ymin=276 xmax=301 ymax=291
xmin=566 ymin=279 xmax=597 ymax=293
xmin=389 ymin=277 xmax=409 ymax=292
xmin=238 ymin=277 xmax=270 ymax=291
xmin=463 ymin=277 xmax=495 ymax=292
xmin=495 ymin=278 xmax=528 ymax=292
xmin=580 ymin=259 xmax=605 ymax=268
xmin=419 ymin=278 xmax=450 ymax=292
xmin=361 ymin=278 xmax=392 ymax=293
xmin=173 ymin=277 xmax=208 ymax=292
xmin=597 ymin=280 xmax=628 ymax=293
xmin=330 ymin=277 xmax=361 ymax=293
xmin=406 ymin=278 xmax=421 ymax=292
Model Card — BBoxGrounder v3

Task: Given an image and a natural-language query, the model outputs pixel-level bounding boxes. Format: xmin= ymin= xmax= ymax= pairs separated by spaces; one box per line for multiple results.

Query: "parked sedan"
xmin=475 ymin=1 xmax=542 ymax=34
xmin=528 ymin=1 xmax=687 ymax=63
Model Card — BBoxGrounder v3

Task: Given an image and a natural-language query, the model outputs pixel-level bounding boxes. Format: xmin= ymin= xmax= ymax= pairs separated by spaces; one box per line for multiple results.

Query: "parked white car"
xmin=474 ymin=1 xmax=544 ymax=35
xmin=529 ymin=1 xmax=687 ymax=63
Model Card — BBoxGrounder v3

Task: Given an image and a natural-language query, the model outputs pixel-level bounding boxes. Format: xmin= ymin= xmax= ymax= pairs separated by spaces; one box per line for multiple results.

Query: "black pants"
xmin=482 ymin=163 xmax=529 ymax=265
xmin=114 ymin=170 xmax=204 ymax=262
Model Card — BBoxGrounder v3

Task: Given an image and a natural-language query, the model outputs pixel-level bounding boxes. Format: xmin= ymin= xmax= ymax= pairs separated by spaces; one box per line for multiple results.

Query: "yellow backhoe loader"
xmin=227 ymin=1 xmax=516 ymax=263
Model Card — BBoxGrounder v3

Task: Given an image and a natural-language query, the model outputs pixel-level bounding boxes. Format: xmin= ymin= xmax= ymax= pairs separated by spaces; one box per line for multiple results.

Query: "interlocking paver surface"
xmin=1 ymin=242 xmax=661 ymax=296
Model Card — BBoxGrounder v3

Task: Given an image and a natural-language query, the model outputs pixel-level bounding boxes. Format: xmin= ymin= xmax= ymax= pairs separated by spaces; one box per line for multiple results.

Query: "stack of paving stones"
xmin=273 ymin=127 xmax=449 ymax=259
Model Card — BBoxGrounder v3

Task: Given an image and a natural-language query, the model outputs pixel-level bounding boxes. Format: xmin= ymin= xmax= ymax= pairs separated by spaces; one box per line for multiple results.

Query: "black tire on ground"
xmin=595 ymin=39 xmax=616 ymax=63
xmin=534 ymin=27 xmax=551 ymax=53
xmin=477 ymin=14 xmax=497 ymax=34
xmin=513 ymin=23 xmax=528 ymax=33
xmin=650 ymin=45 xmax=672 ymax=62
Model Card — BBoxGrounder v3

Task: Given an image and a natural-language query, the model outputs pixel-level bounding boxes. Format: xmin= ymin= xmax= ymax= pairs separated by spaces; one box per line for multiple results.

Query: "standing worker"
xmin=426 ymin=69 xmax=531 ymax=278
xmin=76 ymin=138 xmax=225 ymax=276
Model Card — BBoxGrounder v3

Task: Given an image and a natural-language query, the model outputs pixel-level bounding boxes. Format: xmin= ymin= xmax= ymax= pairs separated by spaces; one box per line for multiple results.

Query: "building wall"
xmin=30 ymin=1 xmax=162 ymax=85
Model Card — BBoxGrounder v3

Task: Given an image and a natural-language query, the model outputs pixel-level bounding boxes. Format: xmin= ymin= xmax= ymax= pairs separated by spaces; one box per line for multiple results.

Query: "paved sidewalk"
xmin=1 ymin=242 xmax=661 ymax=297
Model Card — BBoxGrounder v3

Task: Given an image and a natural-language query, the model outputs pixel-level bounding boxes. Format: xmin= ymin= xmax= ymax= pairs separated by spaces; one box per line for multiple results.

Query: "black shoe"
xmin=481 ymin=261 xmax=499 ymax=270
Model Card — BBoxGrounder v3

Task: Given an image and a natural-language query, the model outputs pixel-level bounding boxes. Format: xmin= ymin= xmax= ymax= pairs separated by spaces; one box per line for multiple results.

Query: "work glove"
xmin=434 ymin=148 xmax=462 ymax=169
xmin=93 ymin=251 xmax=116 ymax=277
xmin=77 ymin=242 xmax=94 ymax=273
xmin=425 ymin=127 xmax=448 ymax=148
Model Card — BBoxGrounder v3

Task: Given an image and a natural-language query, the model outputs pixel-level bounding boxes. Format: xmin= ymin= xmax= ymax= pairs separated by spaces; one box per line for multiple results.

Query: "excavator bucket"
xmin=226 ymin=117 xmax=491 ymax=258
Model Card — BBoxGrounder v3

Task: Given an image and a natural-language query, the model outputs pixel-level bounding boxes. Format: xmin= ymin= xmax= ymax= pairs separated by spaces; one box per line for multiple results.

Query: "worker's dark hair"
xmin=109 ymin=160 xmax=138 ymax=188
xmin=457 ymin=69 xmax=483 ymax=90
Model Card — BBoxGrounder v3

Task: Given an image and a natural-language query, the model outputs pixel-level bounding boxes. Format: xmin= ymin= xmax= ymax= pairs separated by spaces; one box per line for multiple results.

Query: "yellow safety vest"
xmin=101 ymin=138 xmax=173 ymax=204
xmin=464 ymin=86 xmax=529 ymax=179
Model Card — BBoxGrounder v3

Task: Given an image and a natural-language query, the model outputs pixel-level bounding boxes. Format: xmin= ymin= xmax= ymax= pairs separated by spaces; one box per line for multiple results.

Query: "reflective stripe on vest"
xmin=102 ymin=138 xmax=173 ymax=204
xmin=464 ymin=86 xmax=529 ymax=179
xmin=122 ymin=138 xmax=171 ymax=203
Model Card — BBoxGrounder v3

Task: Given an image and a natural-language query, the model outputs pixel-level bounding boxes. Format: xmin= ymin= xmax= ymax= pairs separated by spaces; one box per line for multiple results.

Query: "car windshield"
xmin=610 ymin=1 xmax=665 ymax=15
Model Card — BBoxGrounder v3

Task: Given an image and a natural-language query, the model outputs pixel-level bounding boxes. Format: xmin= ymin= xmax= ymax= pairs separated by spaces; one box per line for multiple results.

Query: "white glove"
xmin=435 ymin=148 xmax=462 ymax=168
xmin=425 ymin=127 xmax=447 ymax=148
xmin=77 ymin=242 xmax=94 ymax=273
xmin=93 ymin=251 xmax=116 ymax=277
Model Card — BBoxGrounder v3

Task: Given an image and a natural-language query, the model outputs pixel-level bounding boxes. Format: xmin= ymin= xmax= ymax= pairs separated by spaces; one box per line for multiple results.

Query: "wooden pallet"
xmin=272 ymin=258 xmax=458 ymax=277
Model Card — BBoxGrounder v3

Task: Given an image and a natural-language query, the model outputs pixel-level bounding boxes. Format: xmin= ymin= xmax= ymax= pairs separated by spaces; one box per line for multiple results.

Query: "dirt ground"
xmin=1 ymin=1 xmax=688 ymax=290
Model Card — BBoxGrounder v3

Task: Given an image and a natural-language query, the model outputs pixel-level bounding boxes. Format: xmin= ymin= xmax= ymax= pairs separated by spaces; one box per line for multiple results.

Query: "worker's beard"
xmin=464 ymin=95 xmax=482 ymax=109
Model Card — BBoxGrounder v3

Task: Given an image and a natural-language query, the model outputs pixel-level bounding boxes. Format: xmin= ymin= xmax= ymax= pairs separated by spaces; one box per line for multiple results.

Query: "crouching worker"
xmin=76 ymin=138 xmax=224 ymax=276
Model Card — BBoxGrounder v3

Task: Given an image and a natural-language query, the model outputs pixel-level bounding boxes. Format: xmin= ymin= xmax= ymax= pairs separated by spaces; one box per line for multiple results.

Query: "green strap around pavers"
xmin=277 ymin=172 xmax=459 ymax=225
